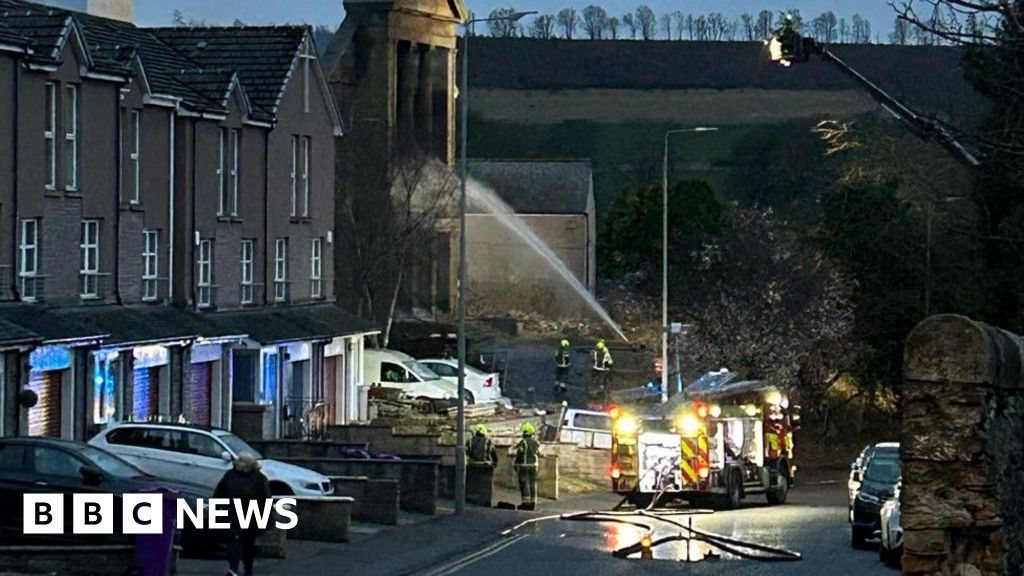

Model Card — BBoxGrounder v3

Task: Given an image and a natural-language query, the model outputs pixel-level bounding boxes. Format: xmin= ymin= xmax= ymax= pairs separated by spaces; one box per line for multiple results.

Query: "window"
xmin=290 ymin=136 xmax=298 ymax=216
xmin=44 ymin=82 xmax=56 ymax=190
xmin=301 ymin=38 xmax=314 ymax=113
xmin=310 ymin=238 xmax=322 ymax=299
xmin=33 ymin=447 xmax=84 ymax=478
xmin=217 ymin=128 xmax=227 ymax=215
xmin=0 ymin=445 xmax=28 ymax=472
xmin=274 ymin=238 xmax=288 ymax=302
xmin=185 ymin=432 xmax=224 ymax=459
xmin=64 ymin=85 xmax=78 ymax=191
xmin=240 ymin=239 xmax=254 ymax=305
xmin=142 ymin=230 xmax=158 ymax=301
xmin=301 ymin=136 xmax=311 ymax=217
xmin=198 ymin=239 xmax=213 ymax=308
xmin=80 ymin=219 xmax=100 ymax=298
xmin=381 ymin=362 xmax=410 ymax=383
xmin=230 ymin=129 xmax=240 ymax=216
xmin=426 ymin=362 xmax=456 ymax=378
xmin=129 ymin=110 xmax=141 ymax=203
xmin=19 ymin=219 xmax=38 ymax=301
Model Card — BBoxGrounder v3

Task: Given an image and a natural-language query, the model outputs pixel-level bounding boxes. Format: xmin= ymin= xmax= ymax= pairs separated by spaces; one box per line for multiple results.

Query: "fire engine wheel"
xmin=719 ymin=471 xmax=742 ymax=510
xmin=627 ymin=493 xmax=654 ymax=509
xmin=766 ymin=474 xmax=789 ymax=505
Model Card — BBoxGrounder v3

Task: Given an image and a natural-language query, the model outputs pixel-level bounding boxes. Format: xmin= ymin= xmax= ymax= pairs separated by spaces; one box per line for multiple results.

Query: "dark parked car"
xmin=851 ymin=443 xmax=901 ymax=549
xmin=848 ymin=442 xmax=898 ymax=522
xmin=0 ymin=437 xmax=211 ymax=548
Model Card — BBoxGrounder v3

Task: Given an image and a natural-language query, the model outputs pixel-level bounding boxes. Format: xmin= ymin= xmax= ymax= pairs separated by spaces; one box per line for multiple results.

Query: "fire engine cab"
xmin=609 ymin=371 xmax=799 ymax=509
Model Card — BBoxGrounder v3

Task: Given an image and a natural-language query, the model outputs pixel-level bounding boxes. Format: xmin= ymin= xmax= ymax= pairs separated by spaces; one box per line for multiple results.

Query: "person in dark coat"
xmin=214 ymin=452 xmax=271 ymax=576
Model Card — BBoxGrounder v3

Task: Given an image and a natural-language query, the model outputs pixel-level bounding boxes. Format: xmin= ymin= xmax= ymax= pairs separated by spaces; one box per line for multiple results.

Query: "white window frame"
xmin=310 ymin=238 xmax=322 ymax=299
xmin=230 ymin=128 xmax=240 ymax=216
xmin=19 ymin=219 xmax=39 ymax=302
xmin=240 ymin=239 xmax=254 ymax=305
xmin=142 ymin=230 xmax=158 ymax=301
xmin=80 ymin=219 xmax=99 ymax=298
xmin=129 ymin=110 xmax=141 ymax=204
xmin=44 ymin=82 xmax=56 ymax=190
xmin=301 ymin=136 xmax=311 ymax=217
xmin=290 ymin=135 xmax=298 ymax=216
xmin=64 ymin=84 xmax=78 ymax=191
xmin=217 ymin=128 xmax=226 ymax=215
xmin=274 ymin=238 xmax=288 ymax=302
xmin=198 ymin=239 xmax=213 ymax=308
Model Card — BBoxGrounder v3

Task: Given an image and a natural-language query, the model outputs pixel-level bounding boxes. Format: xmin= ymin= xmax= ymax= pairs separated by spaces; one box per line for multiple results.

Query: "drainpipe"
xmin=168 ymin=112 xmax=175 ymax=302
xmin=112 ymin=89 xmax=123 ymax=304
xmin=10 ymin=61 xmax=21 ymax=300
xmin=263 ymin=129 xmax=270 ymax=305
xmin=190 ymin=119 xmax=197 ymax=308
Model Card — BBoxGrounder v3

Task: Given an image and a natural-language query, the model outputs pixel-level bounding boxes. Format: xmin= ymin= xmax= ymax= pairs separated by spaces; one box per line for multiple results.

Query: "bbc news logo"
xmin=24 ymin=495 xmax=298 ymax=534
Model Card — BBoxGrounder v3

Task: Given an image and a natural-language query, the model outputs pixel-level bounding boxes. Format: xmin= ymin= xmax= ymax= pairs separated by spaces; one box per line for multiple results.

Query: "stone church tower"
xmin=322 ymin=0 xmax=466 ymax=164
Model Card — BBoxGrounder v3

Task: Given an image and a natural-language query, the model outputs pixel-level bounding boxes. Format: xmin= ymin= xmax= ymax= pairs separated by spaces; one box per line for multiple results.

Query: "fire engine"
xmin=609 ymin=371 xmax=799 ymax=509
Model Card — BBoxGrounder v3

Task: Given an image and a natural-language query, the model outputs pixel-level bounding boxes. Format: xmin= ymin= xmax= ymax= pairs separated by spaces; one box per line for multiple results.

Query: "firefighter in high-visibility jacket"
xmin=765 ymin=405 xmax=786 ymax=459
xmin=466 ymin=424 xmax=498 ymax=467
xmin=555 ymin=339 xmax=571 ymax=395
xmin=513 ymin=422 xmax=541 ymax=510
xmin=591 ymin=340 xmax=614 ymax=401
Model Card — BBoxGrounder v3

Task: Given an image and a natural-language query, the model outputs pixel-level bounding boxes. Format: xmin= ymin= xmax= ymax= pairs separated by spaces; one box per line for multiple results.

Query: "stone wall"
xmin=902 ymin=315 xmax=1024 ymax=576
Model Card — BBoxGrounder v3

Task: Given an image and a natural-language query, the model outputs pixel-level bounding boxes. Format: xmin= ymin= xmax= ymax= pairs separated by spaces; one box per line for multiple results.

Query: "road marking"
xmin=420 ymin=533 xmax=528 ymax=576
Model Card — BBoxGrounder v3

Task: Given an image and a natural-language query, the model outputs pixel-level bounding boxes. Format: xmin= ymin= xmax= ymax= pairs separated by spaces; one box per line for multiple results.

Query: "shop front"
xmin=27 ymin=345 xmax=74 ymax=438
xmin=187 ymin=342 xmax=223 ymax=427
xmin=131 ymin=345 xmax=170 ymax=422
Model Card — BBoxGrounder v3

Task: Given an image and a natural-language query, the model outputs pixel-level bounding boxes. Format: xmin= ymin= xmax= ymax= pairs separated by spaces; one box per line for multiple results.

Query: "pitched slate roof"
xmin=0 ymin=304 xmax=107 ymax=343
xmin=50 ymin=305 xmax=244 ymax=346
xmin=204 ymin=304 xmax=379 ymax=345
xmin=467 ymin=160 xmax=594 ymax=215
xmin=149 ymin=26 xmax=309 ymax=120
xmin=0 ymin=0 xmax=330 ymax=124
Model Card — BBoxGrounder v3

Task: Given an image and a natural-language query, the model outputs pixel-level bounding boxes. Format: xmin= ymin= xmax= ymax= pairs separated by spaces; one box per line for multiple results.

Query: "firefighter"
xmin=765 ymin=404 xmax=785 ymax=459
xmin=591 ymin=340 xmax=614 ymax=402
xmin=554 ymin=339 xmax=571 ymax=395
xmin=466 ymin=424 xmax=498 ymax=467
xmin=513 ymin=422 xmax=541 ymax=510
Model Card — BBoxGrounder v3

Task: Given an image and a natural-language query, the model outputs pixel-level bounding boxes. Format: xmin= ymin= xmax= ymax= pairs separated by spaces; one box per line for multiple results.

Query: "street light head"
xmin=509 ymin=11 xmax=538 ymax=22
xmin=693 ymin=127 xmax=719 ymax=133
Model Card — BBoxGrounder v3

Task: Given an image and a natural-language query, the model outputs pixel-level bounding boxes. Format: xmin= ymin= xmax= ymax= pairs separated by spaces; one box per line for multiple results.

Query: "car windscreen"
xmin=79 ymin=446 xmax=145 ymax=478
xmin=214 ymin=431 xmax=264 ymax=460
xmin=465 ymin=365 xmax=488 ymax=377
xmin=404 ymin=361 xmax=441 ymax=381
xmin=864 ymin=454 xmax=901 ymax=485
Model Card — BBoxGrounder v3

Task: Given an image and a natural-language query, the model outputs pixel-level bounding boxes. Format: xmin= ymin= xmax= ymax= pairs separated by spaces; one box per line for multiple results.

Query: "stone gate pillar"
xmin=902 ymin=315 xmax=1024 ymax=576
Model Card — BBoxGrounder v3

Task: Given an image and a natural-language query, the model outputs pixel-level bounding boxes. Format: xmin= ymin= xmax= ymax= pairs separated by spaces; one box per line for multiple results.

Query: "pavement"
xmin=178 ymin=471 xmax=895 ymax=576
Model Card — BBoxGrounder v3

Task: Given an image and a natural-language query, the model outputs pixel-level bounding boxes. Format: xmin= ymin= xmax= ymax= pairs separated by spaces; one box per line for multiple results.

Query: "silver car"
xmin=879 ymin=480 xmax=902 ymax=567
xmin=90 ymin=422 xmax=333 ymax=496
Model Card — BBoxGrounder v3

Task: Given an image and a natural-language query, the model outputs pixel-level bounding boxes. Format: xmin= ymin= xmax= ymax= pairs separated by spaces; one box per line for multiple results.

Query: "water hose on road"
xmin=502 ymin=506 xmax=802 ymax=563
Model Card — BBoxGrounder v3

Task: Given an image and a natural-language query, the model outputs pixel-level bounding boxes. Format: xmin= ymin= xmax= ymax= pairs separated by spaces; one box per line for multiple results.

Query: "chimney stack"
xmin=87 ymin=0 xmax=133 ymax=23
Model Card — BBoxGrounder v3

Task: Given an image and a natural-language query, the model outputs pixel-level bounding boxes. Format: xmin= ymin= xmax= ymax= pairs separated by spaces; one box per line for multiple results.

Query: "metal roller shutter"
xmin=189 ymin=363 xmax=213 ymax=426
xmin=27 ymin=371 xmax=61 ymax=437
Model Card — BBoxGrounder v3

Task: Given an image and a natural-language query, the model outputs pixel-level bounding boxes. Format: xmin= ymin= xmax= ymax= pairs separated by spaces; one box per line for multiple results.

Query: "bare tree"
xmin=636 ymin=5 xmax=657 ymax=40
xmin=606 ymin=16 xmax=620 ymax=39
xmin=487 ymin=7 xmax=521 ymax=37
xmin=889 ymin=17 xmax=911 ymax=45
xmin=622 ymin=13 xmax=637 ymax=39
xmin=839 ymin=18 xmax=850 ymax=43
xmin=756 ymin=10 xmax=774 ymax=39
xmin=336 ymin=132 xmax=457 ymax=346
xmin=672 ymin=12 xmax=686 ymax=40
xmin=741 ymin=12 xmax=756 ymax=41
xmin=582 ymin=5 xmax=608 ymax=39
xmin=530 ymin=14 xmax=556 ymax=39
xmin=695 ymin=14 xmax=709 ymax=40
xmin=660 ymin=13 xmax=672 ymax=40
xmin=557 ymin=7 xmax=580 ymax=39
xmin=707 ymin=12 xmax=730 ymax=41
xmin=812 ymin=11 xmax=839 ymax=43
xmin=685 ymin=14 xmax=695 ymax=40
xmin=851 ymin=13 xmax=872 ymax=43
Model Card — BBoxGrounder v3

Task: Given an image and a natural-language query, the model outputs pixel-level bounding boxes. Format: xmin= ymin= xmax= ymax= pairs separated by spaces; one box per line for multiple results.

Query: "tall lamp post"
xmin=661 ymin=127 xmax=717 ymax=404
xmin=456 ymin=10 xmax=536 ymax=515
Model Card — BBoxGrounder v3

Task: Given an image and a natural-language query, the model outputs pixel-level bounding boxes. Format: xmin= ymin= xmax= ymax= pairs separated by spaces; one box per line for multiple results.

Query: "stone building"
xmin=0 ymin=0 xmax=378 ymax=441
xmin=464 ymin=160 xmax=596 ymax=317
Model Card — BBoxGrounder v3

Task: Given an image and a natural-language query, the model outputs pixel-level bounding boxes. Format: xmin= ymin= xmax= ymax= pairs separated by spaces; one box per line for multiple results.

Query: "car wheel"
xmin=878 ymin=542 xmax=889 ymax=564
xmin=887 ymin=545 xmax=902 ymax=568
xmin=465 ymin=391 xmax=475 ymax=405
xmin=851 ymin=526 xmax=870 ymax=550
xmin=269 ymin=481 xmax=294 ymax=496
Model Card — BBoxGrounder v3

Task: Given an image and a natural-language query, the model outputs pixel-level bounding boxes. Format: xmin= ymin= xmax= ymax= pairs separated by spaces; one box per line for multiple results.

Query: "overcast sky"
xmin=133 ymin=1 xmax=900 ymax=35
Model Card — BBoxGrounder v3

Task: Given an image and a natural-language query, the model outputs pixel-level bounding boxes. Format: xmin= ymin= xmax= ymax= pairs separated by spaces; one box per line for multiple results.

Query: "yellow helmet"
xmin=561 ymin=339 xmax=570 ymax=348
xmin=473 ymin=424 xmax=488 ymax=435
xmin=597 ymin=339 xmax=607 ymax=350
xmin=521 ymin=422 xmax=536 ymax=435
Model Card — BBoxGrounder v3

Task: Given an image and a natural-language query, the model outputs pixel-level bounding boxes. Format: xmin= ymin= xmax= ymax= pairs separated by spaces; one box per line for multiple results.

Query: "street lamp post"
xmin=456 ymin=10 xmax=536 ymax=515
xmin=661 ymin=127 xmax=717 ymax=404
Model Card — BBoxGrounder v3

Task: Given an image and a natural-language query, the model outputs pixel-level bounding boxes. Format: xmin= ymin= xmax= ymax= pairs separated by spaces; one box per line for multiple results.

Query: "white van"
xmin=559 ymin=408 xmax=613 ymax=449
xmin=363 ymin=348 xmax=457 ymax=401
